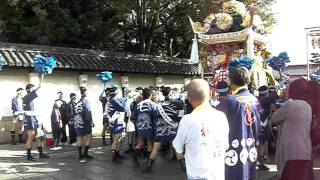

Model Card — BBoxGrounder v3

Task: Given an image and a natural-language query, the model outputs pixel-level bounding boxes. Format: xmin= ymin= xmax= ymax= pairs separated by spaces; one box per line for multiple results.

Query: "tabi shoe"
xmin=142 ymin=159 xmax=155 ymax=173
xmin=83 ymin=146 xmax=93 ymax=159
xmin=27 ymin=155 xmax=36 ymax=161
xmin=38 ymin=146 xmax=50 ymax=159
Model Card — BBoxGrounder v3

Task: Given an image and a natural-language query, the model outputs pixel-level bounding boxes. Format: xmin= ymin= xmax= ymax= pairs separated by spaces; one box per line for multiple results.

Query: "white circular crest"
xmin=249 ymin=147 xmax=258 ymax=162
xmin=231 ymin=139 xmax=239 ymax=148
xmin=225 ymin=150 xmax=238 ymax=166
xmin=240 ymin=148 xmax=249 ymax=164
xmin=246 ymin=138 xmax=254 ymax=147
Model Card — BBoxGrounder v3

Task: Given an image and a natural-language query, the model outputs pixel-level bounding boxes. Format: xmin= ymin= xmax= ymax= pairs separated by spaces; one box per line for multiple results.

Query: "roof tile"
xmin=0 ymin=42 xmax=201 ymax=75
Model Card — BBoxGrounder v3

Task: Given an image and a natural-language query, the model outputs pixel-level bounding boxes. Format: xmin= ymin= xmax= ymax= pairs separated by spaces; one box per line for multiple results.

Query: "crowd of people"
xmin=9 ymin=66 xmax=320 ymax=180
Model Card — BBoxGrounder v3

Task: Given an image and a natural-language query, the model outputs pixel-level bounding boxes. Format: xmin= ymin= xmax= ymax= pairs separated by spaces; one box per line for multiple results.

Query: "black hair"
xmin=80 ymin=87 xmax=87 ymax=95
xmin=216 ymin=80 xmax=230 ymax=96
xmin=268 ymin=86 xmax=276 ymax=92
xmin=104 ymin=87 xmax=111 ymax=94
xmin=25 ymin=84 xmax=34 ymax=92
xmin=258 ymin=85 xmax=269 ymax=97
xmin=70 ymin=93 xmax=76 ymax=98
xmin=228 ymin=67 xmax=250 ymax=87
xmin=16 ymin=88 xmax=24 ymax=92
xmin=258 ymin=85 xmax=268 ymax=91
xmin=162 ymin=87 xmax=171 ymax=97
xmin=142 ymin=88 xmax=153 ymax=99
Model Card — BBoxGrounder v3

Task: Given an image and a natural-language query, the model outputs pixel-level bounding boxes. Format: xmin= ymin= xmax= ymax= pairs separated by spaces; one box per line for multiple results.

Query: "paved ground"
xmin=0 ymin=137 xmax=281 ymax=180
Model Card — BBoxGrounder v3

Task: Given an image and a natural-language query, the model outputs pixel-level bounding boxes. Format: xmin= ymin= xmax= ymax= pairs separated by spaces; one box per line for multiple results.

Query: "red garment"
xmin=280 ymin=160 xmax=314 ymax=180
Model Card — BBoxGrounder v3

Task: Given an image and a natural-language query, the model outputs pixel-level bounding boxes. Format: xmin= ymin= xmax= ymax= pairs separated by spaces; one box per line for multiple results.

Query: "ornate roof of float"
xmin=190 ymin=0 xmax=268 ymax=45
xmin=197 ymin=28 xmax=268 ymax=44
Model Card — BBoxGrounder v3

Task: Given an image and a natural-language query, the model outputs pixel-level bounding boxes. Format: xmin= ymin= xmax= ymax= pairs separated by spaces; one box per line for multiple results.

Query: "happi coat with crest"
xmin=217 ymin=86 xmax=261 ymax=180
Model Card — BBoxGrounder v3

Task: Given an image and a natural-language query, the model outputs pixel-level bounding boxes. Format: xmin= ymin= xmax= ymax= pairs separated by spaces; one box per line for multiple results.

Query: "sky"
xmin=270 ymin=0 xmax=320 ymax=64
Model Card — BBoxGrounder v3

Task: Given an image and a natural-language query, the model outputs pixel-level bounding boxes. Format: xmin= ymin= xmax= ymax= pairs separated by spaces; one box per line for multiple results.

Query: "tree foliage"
xmin=0 ymin=0 xmax=276 ymax=58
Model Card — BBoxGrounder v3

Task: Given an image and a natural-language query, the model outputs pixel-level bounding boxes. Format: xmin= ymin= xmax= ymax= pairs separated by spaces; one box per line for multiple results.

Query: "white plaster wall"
xmin=0 ymin=69 xmax=29 ymax=118
xmin=163 ymin=75 xmax=186 ymax=89
xmin=126 ymin=74 xmax=156 ymax=88
xmin=0 ymin=69 xmax=187 ymax=141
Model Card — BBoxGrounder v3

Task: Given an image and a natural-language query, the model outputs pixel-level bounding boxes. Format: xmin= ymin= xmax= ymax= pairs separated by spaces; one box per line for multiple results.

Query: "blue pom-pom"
xmin=228 ymin=55 xmax=253 ymax=70
xmin=267 ymin=51 xmax=290 ymax=71
xmin=96 ymin=71 xmax=112 ymax=83
xmin=311 ymin=74 xmax=320 ymax=81
xmin=0 ymin=54 xmax=4 ymax=71
xmin=33 ymin=54 xmax=57 ymax=75
xmin=311 ymin=69 xmax=320 ymax=81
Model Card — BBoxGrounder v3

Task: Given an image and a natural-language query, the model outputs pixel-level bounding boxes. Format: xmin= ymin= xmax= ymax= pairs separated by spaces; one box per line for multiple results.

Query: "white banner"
xmin=308 ymin=28 xmax=320 ymax=63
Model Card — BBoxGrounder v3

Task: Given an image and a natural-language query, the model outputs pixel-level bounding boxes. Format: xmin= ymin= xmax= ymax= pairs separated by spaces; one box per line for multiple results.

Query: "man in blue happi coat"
xmin=73 ymin=87 xmax=94 ymax=160
xmin=100 ymin=87 xmax=112 ymax=146
xmin=131 ymin=88 xmax=158 ymax=166
xmin=103 ymin=86 xmax=129 ymax=161
xmin=142 ymin=87 xmax=184 ymax=172
xmin=217 ymin=67 xmax=261 ymax=180
xmin=24 ymin=84 xmax=49 ymax=161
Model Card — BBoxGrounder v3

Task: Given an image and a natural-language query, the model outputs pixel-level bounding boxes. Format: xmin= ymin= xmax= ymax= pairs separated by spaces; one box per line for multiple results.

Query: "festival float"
xmin=189 ymin=0 xmax=286 ymax=89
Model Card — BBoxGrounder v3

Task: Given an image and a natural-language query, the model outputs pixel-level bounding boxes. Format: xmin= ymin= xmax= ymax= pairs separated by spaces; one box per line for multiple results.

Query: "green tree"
xmin=0 ymin=0 xmax=127 ymax=49
xmin=0 ymin=0 xmax=276 ymax=58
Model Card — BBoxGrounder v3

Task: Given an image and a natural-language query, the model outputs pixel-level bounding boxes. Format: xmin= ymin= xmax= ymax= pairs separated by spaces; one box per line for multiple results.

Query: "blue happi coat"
xmin=154 ymin=99 xmax=184 ymax=142
xmin=73 ymin=97 xmax=93 ymax=136
xmin=133 ymin=99 xmax=158 ymax=139
xmin=104 ymin=97 xmax=127 ymax=134
xmin=217 ymin=88 xmax=261 ymax=180
xmin=23 ymin=91 xmax=39 ymax=130
xmin=257 ymin=92 xmax=279 ymax=141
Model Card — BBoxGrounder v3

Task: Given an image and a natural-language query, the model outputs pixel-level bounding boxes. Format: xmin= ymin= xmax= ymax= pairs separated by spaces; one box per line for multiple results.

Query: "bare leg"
xmin=133 ymin=138 xmax=146 ymax=166
xmin=112 ymin=133 xmax=125 ymax=161
xmin=142 ymin=141 xmax=159 ymax=172
xmin=146 ymin=139 xmax=153 ymax=153
xmin=84 ymin=134 xmax=92 ymax=146
xmin=26 ymin=130 xmax=35 ymax=149
xmin=112 ymin=133 xmax=121 ymax=151
xmin=135 ymin=138 xmax=145 ymax=149
xmin=26 ymin=130 xmax=36 ymax=160
xmin=150 ymin=142 xmax=161 ymax=160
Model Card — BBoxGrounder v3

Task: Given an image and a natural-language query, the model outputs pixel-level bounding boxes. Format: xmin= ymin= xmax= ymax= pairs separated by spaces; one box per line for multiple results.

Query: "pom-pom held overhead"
xmin=228 ymin=55 xmax=253 ymax=70
xmin=96 ymin=71 xmax=113 ymax=84
xmin=267 ymin=51 xmax=290 ymax=71
xmin=33 ymin=54 xmax=57 ymax=75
